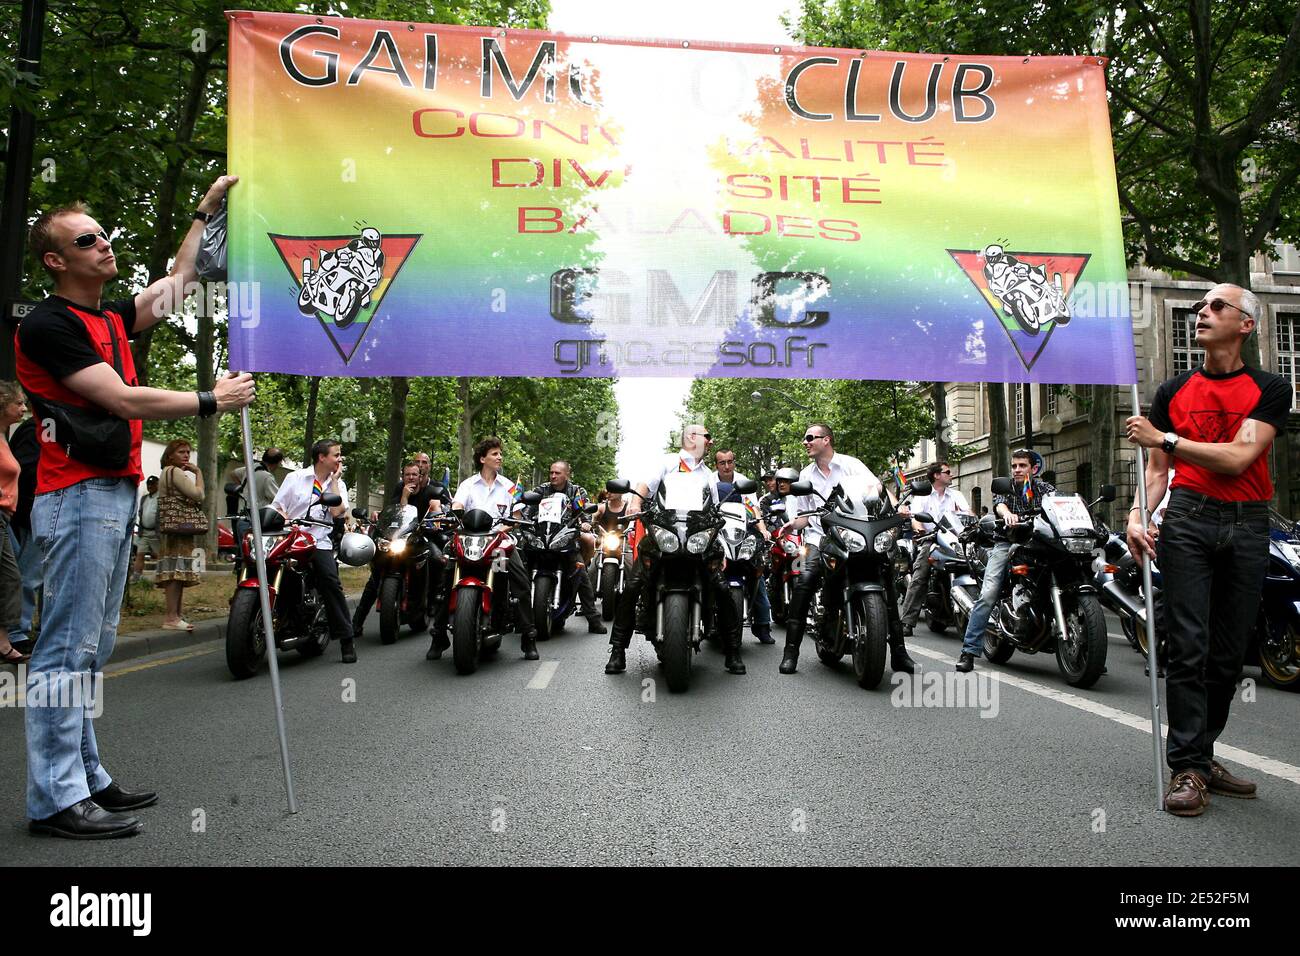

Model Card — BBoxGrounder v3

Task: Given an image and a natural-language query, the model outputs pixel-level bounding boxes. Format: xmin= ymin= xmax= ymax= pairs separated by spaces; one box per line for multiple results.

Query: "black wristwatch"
xmin=1161 ymin=432 xmax=1179 ymax=455
xmin=193 ymin=209 xmax=213 ymax=224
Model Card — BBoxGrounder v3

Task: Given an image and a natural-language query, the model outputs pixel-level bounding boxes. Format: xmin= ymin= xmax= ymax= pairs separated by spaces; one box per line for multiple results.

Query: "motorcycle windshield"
xmin=536 ymin=493 xmax=570 ymax=537
xmin=832 ymin=475 xmax=882 ymax=520
xmin=1041 ymin=495 xmax=1093 ymax=537
xmin=378 ymin=504 xmax=419 ymax=540
xmin=719 ymin=502 xmax=748 ymax=544
xmin=659 ymin=472 xmax=710 ymax=516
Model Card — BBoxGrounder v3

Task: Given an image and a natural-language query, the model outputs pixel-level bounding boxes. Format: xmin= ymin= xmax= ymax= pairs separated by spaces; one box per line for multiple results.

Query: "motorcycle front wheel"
xmin=1056 ymin=595 xmax=1108 ymax=688
xmin=600 ymin=564 xmax=618 ymax=621
xmin=851 ymin=593 xmax=888 ymax=689
xmin=452 ymin=594 xmax=481 ymax=675
xmin=225 ymin=588 xmax=267 ymax=679
xmin=533 ymin=576 xmax=555 ymax=642
xmin=660 ymin=593 xmax=693 ymax=693
xmin=379 ymin=576 xmax=401 ymax=645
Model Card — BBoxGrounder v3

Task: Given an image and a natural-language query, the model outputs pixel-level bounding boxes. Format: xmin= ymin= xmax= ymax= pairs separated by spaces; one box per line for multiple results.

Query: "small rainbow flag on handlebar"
xmin=574 ymin=493 xmax=591 ymax=510
xmin=744 ymin=498 xmax=759 ymax=519
xmin=507 ymin=478 xmax=522 ymax=502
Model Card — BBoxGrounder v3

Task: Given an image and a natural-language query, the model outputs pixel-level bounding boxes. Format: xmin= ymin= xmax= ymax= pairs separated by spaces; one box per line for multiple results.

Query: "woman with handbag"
xmin=156 ymin=439 xmax=207 ymax=630
xmin=0 ymin=381 xmax=30 ymax=663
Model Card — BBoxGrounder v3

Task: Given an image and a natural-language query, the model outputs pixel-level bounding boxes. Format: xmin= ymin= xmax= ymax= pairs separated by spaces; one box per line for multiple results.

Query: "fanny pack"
xmin=34 ymin=315 xmax=132 ymax=470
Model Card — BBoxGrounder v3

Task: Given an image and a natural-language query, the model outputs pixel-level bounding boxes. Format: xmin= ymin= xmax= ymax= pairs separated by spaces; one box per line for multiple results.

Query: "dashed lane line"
xmin=526 ymin=661 xmax=560 ymax=690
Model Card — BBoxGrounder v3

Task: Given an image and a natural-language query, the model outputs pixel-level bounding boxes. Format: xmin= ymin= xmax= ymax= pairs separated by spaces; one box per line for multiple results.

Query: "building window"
xmin=1171 ymin=308 xmax=1206 ymax=375
xmin=1013 ymin=386 xmax=1025 ymax=436
xmin=1044 ymin=385 xmax=1059 ymax=417
xmin=971 ymin=486 xmax=983 ymax=515
xmin=1274 ymin=312 xmax=1300 ymax=394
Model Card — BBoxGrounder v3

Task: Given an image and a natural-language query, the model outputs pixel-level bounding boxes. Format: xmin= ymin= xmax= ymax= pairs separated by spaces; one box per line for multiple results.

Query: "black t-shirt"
xmin=19 ymin=294 xmax=138 ymax=378
xmin=389 ymin=480 xmax=441 ymax=516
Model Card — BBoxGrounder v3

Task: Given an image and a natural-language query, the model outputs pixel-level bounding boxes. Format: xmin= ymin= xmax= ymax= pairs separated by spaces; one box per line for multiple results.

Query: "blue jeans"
xmin=26 ymin=477 xmax=136 ymax=820
xmin=961 ymin=542 xmax=1011 ymax=657
xmin=752 ymin=573 xmax=772 ymax=627
xmin=9 ymin=523 xmax=42 ymax=643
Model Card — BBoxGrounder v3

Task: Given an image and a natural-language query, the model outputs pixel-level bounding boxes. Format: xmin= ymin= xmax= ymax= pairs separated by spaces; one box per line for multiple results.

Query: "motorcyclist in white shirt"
xmin=603 ymin=424 xmax=746 ymax=676
xmin=775 ymin=422 xmax=916 ymax=675
xmin=899 ymin=460 xmax=972 ymax=635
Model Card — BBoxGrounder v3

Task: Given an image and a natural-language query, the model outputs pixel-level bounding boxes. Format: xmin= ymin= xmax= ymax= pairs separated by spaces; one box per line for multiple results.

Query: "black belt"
xmin=1167 ymin=488 xmax=1269 ymax=520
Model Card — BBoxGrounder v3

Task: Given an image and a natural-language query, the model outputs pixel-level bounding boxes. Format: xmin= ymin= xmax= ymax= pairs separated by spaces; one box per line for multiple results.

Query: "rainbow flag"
xmin=889 ymin=465 xmax=905 ymax=494
xmin=744 ymin=498 xmax=759 ymax=520
xmin=311 ymin=477 xmax=324 ymax=498
xmin=574 ymin=493 xmax=591 ymax=510
xmin=506 ymin=478 xmax=522 ymax=502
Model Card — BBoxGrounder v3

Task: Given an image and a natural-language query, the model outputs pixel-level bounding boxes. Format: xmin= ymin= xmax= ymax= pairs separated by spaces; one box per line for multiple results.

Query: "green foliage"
xmin=680 ymin=378 xmax=932 ymax=479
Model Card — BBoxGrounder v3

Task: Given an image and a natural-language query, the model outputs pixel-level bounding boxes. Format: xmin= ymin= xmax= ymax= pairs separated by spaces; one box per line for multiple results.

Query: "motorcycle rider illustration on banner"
xmin=980 ymin=243 xmax=1071 ymax=335
xmin=297 ymin=227 xmax=385 ymax=329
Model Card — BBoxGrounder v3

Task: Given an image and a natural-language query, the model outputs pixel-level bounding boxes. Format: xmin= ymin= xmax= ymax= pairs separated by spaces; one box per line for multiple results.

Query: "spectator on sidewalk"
xmin=130 ymin=475 xmax=160 ymax=583
xmin=6 ymin=400 xmax=40 ymax=653
xmin=0 ymin=382 xmax=29 ymax=664
xmin=156 ymin=440 xmax=205 ymax=631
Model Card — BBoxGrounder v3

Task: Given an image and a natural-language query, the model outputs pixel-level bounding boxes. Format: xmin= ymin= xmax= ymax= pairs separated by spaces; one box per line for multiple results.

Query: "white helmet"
xmin=360 ymin=227 xmax=381 ymax=249
xmin=338 ymin=532 xmax=376 ymax=567
xmin=983 ymin=243 xmax=1004 ymax=260
xmin=774 ymin=467 xmax=800 ymax=483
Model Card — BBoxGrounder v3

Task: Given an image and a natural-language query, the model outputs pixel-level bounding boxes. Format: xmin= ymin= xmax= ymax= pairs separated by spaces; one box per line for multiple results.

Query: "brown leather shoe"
xmin=1209 ymin=760 xmax=1257 ymax=799
xmin=1164 ymin=771 xmax=1209 ymax=817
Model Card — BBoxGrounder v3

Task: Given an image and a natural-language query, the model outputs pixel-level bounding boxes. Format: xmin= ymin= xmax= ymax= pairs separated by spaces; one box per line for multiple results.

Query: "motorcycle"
xmin=606 ymin=474 xmax=757 ymax=693
xmin=297 ymin=248 xmax=379 ymax=329
xmin=718 ymin=500 xmax=766 ymax=638
xmin=224 ymin=493 xmax=343 ymax=679
xmin=1098 ymin=512 xmax=1300 ymax=690
xmin=914 ymin=510 xmax=982 ymax=634
xmin=446 ymin=507 xmax=523 ymax=675
xmin=792 ymin=475 xmax=930 ymax=690
xmin=978 ymin=479 xmax=1116 ymax=688
xmin=765 ymin=499 xmax=804 ymax=625
xmin=517 ymin=491 xmax=599 ymax=641
xmin=369 ymin=502 xmax=433 ymax=646
xmin=595 ymin=523 xmax=632 ymax=622
xmin=992 ymin=266 xmax=1069 ymax=335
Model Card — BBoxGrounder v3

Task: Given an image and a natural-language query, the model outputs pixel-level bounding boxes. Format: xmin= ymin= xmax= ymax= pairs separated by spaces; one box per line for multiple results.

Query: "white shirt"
xmin=644 ymin=451 xmax=718 ymax=505
xmin=912 ymin=485 xmax=972 ymax=529
xmin=797 ymin=453 xmax=881 ymax=547
xmin=713 ymin=469 xmax=762 ymax=517
xmin=452 ymin=472 xmax=519 ymax=517
xmin=271 ymin=467 xmax=349 ymax=550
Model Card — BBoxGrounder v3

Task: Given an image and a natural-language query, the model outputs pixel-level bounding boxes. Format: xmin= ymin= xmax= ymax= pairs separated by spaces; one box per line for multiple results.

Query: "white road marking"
xmin=526 ymin=661 xmax=560 ymax=690
xmin=907 ymin=644 xmax=1300 ymax=786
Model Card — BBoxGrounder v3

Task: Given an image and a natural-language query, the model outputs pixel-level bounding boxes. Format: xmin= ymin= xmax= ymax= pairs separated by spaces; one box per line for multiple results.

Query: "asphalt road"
xmin=2 ymin=606 xmax=1298 ymax=866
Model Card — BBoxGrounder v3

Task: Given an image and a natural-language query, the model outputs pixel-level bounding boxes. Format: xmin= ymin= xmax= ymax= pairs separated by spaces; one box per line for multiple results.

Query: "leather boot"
xmin=426 ymin=630 xmax=449 ymax=660
xmin=605 ymin=645 xmax=626 ymax=674
xmin=724 ymin=644 xmax=746 ymax=675
xmin=522 ymin=632 xmax=539 ymax=661
xmin=779 ymin=644 xmax=799 ymax=674
xmin=890 ymin=640 xmax=916 ymax=674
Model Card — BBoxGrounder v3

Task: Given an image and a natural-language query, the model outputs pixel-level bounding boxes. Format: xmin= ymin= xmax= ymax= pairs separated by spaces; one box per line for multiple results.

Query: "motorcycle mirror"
xmin=1099 ymin=484 xmax=1117 ymax=502
xmin=909 ymin=479 xmax=933 ymax=497
xmin=733 ymin=477 xmax=758 ymax=495
xmin=990 ymin=477 xmax=1014 ymax=496
xmin=318 ymin=493 xmax=342 ymax=508
xmin=258 ymin=506 xmax=285 ymax=533
xmin=606 ymin=479 xmax=631 ymax=494
xmin=224 ymin=481 xmax=241 ymax=495
xmin=428 ymin=483 xmax=445 ymax=497
xmin=583 ymin=503 xmax=599 ymax=514
xmin=790 ymin=480 xmax=814 ymax=497
xmin=521 ymin=491 xmax=543 ymax=507
xmin=979 ymin=514 xmax=997 ymax=532
xmin=768 ymin=502 xmax=786 ymax=513
xmin=912 ymin=512 xmax=934 ymax=524
xmin=351 ymin=508 xmax=368 ymax=520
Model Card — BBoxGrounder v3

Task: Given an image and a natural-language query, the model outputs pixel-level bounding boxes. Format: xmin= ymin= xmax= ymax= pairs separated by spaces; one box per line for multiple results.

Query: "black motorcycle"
xmin=913 ymin=510 xmax=982 ymax=634
xmin=368 ymin=502 xmax=433 ymax=645
xmin=980 ymin=478 xmax=1116 ymax=688
xmin=792 ymin=475 xmax=930 ymax=690
xmin=517 ymin=490 xmax=598 ymax=641
xmin=607 ymin=475 xmax=756 ymax=693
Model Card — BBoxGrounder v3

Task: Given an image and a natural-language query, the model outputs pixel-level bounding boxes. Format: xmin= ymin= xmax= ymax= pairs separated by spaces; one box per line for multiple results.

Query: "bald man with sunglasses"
xmin=1125 ymin=283 xmax=1291 ymax=818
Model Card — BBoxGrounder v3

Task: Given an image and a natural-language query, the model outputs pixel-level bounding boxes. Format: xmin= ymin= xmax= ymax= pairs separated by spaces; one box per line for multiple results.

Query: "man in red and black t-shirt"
xmin=17 ymin=176 xmax=255 ymax=840
xmin=1126 ymin=283 xmax=1292 ymax=818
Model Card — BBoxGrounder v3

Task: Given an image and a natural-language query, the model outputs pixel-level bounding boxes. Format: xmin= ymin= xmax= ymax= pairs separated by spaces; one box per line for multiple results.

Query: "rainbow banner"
xmin=227 ymin=11 xmax=1136 ymax=384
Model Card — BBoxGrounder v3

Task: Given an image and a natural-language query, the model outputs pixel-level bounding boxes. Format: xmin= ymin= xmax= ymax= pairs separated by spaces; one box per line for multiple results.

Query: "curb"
xmin=107 ymin=589 xmax=367 ymax=666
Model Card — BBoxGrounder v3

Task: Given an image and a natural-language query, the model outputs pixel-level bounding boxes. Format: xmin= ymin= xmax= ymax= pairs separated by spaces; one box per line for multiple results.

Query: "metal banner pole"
xmin=1130 ymin=383 xmax=1164 ymax=810
xmin=239 ymin=402 xmax=299 ymax=813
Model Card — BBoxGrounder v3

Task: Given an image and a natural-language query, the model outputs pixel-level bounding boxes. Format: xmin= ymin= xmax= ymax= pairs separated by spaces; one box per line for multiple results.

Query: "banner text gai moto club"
xmin=227 ymin=11 xmax=1137 ymax=384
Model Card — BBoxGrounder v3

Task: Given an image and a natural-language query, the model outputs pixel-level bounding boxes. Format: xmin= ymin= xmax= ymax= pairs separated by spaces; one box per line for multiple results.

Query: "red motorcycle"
xmin=224 ymin=495 xmax=342 ymax=679
xmin=767 ymin=524 xmax=806 ymax=626
xmin=447 ymin=507 xmax=524 ymax=675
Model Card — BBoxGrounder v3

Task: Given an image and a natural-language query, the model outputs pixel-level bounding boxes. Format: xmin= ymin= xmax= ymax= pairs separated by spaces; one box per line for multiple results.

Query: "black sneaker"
xmin=340 ymin=639 xmax=357 ymax=664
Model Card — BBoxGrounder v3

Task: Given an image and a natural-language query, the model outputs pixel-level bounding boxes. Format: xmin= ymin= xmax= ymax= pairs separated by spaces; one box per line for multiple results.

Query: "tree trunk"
xmin=385 ymin=376 xmax=409 ymax=502
xmin=933 ymin=382 xmax=949 ymax=462
xmin=987 ymin=383 xmax=1009 ymax=480
xmin=457 ymin=377 xmax=474 ymax=482
xmin=302 ymin=376 xmax=321 ymax=465
xmin=1090 ymin=385 xmax=1117 ymax=526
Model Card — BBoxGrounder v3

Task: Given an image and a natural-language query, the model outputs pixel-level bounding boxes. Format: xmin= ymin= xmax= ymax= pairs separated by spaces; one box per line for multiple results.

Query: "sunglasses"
xmin=1191 ymin=298 xmax=1251 ymax=320
xmin=802 ymin=434 xmax=826 ymax=443
xmin=938 ymin=469 xmax=951 ymax=475
xmin=59 ymin=230 xmax=111 ymax=252
xmin=691 ymin=432 xmax=711 ymax=440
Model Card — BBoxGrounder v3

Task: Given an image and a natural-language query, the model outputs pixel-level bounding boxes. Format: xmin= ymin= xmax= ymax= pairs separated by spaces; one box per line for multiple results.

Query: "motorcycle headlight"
xmin=873 ymin=530 xmax=895 ymax=553
xmin=783 ymin=540 xmax=800 ymax=555
xmin=376 ymin=538 xmax=390 ymax=552
xmin=687 ymin=531 xmax=712 ymax=554
xmin=603 ymin=533 xmax=620 ymax=551
xmin=841 ymin=529 xmax=867 ymax=553
xmin=389 ymin=538 xmax=407 ymax=555
xmin=1065 ymin=537 xmax=1095 ymax=555
xmin=460 ymin=536 xmax=487 ymax=562
xmin=738 ymin=538 xmax=757 ymax=560
xmin=653 ymin=527 xmax=680 ymax=554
